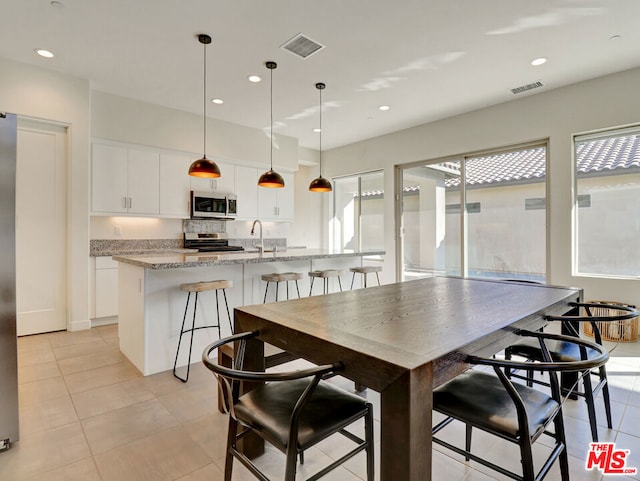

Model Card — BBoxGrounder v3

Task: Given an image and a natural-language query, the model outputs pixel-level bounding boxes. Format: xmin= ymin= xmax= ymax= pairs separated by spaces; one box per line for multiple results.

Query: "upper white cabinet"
xmin=159 ymin=151 xmax=191 ymax=218
xmin=190 ymin=161 xmax=235 ymax=194
xmin=92 ymin=143 xmax=159 ymax=215
xmin=235 ymin=166 xmax=258 ymax=220
xmin=257 ymin=172 xmax=294 ymax=222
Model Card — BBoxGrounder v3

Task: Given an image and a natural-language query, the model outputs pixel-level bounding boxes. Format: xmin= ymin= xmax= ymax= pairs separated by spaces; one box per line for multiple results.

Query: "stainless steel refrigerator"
xmin=0 ymin=112 xmax=19 ymax=451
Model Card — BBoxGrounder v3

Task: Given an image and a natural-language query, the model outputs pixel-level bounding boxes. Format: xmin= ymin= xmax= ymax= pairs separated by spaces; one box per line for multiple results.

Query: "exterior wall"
xmin=324 ymin=66 xmax=640 ymax=306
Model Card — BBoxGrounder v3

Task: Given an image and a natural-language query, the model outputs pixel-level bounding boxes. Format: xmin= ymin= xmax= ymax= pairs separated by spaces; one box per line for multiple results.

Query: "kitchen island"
xmin=113 ymin=248 xmax=384 ymax=375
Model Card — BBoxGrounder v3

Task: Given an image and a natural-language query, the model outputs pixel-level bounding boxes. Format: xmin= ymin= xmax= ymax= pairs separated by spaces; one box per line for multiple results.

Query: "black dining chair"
xmin=504 ymin=301 xmax=638 ymax=442
xmin=202 ymin=330 xmax=374 ymax=481
xmin=432 ymin=329 xmax=609 ymax=481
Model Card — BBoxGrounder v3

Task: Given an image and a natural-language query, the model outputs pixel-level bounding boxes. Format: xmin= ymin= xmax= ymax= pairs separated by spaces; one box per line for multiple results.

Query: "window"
xmin=332 ymin=171 xmax=384 ymax=253
xmin=574 ymin=126 xmax=640 ymax=277
xmin=399 ymin=143 xmax=547 ymax=282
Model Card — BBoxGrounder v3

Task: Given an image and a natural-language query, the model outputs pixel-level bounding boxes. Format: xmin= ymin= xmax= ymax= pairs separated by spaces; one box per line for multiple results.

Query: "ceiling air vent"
xmin=281 ymin=33 xmax=325 ymax=60
xmin=511 ymin=81 xmax=544 ymax=95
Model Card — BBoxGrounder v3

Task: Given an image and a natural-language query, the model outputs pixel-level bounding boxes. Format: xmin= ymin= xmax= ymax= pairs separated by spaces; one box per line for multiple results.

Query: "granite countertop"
xmin=112 ymin=248 xmax=385 ymax=270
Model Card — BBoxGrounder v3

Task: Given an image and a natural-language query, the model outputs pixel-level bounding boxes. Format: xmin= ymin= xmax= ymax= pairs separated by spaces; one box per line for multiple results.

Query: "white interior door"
xmin=16 ymin=119 xmax=68 ymax=335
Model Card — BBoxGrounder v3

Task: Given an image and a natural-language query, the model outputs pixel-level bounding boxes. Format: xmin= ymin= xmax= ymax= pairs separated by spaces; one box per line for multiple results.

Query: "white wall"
xmin=91 ymin=91 xmax=299 ymax=171
xmin=289 ymin=163 xmax=328 ymax=249
xmin=0 ymin=57 xmax=91 ymax=331
xmin=324 ymin=66 xmax=640 ymax=306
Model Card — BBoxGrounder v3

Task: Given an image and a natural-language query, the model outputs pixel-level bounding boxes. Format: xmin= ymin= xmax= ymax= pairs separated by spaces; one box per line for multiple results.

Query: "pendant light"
xmin=258 ymin=61 xmax=285 ymax=188
xmin=188 ymin=34 xmax=221 ymax=178
xmin=309 ymin=82 xmax=332 ymax=192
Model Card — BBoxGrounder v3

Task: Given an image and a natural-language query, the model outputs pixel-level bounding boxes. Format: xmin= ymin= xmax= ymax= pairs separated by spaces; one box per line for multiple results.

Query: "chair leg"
xmin=350 ymin=272 xmax=356 ymax=290
xmin=519 ymin=436 xmax=536 ymax=481
xmin=284 ymin=444 xmax=298 ymax=481
xmin=553 ymin=405 xmax=570 ymax=481
xmin=275 ymin=281 xmax=279 ymax=301
xmin=363 ymin=273 xmax=367 ymax=288
xmin=215 ymin=289 xmax=222 ymax=339
xmin=365 ymin=404 xmax=375 ymax=481
xmin=582 ymin=371 xmax=599 ymax=442
xmin=337 ymin=275 xmax=343 ymax=291
xmin=295 ymin=280 xmax=301 ymax=298
xmin=375 ymin=272 xmax=381 ymax=286
xmin=263 ymin=281 xmax=270 ymax=304
xmin=173 ymin=291 xmax=192 ymax=382
xmin=309 ymin=277 xmax=315 ymax=296
xmin=465 ymin=424 xmax=472 ymax=461
xmin=174 ymin=291 xmax=198 ymax=383
xmin=222 ymin=288 xmax=232 ymax=333
xmin=600 ymin=366 xmax=613 ymax=429
xmin=224 ymin=417 xmax=238 ymax=481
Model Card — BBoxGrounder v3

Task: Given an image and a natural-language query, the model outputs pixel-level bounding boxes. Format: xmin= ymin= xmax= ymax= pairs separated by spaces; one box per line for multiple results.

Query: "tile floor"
xmin=1 ymin=323 xmax=640 ymax=481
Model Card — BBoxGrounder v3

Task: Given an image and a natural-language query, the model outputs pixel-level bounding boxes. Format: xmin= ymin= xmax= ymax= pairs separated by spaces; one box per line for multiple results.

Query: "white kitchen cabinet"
xmin=257 ymin=171 xmax=294 ymax=221
xmin=127 ymin=148 xmax=160 ymax=214
xmin=189 ymin=161 xmax=235 ymax=193
xmin=91 ymin=142 xmax=160 ymax=215
xmin=91 ymin=143 xmax=128 ymax=213
xmin=159 ymin=151 xmax=191 ymax=217
xmin=94 ymin=256 xmax=119 ymax=319
xmin=235 ymin=166 xmax=258 ymax=220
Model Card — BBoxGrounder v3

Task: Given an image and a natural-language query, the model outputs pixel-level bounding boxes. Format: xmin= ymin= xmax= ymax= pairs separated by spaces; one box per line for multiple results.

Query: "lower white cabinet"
xmin=94 ymin=256 xmax=119 ymax=319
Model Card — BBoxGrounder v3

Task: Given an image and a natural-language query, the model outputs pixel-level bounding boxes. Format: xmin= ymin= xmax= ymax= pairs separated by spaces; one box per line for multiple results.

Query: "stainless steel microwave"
xmin=190 ymin=191 xmax=237 ymax=219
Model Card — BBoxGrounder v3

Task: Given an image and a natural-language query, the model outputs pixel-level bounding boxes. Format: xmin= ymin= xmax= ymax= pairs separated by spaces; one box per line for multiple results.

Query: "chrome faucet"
xmin=250 ymin=219 xmax=264 ymax=252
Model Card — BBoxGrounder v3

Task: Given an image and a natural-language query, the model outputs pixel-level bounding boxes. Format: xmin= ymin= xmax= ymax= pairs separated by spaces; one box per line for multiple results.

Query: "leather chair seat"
xmin=507 ymin=338 xmax=601 ymax=363
xmin=434 ymin=369 xmax=560 ymax=440
xmin=234 ymin=378 xmax=368 ymax=451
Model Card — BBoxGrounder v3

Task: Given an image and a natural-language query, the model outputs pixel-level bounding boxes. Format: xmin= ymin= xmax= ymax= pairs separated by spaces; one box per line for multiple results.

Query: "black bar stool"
xmin=173 ymin=279 xmax=233 ymax=382
xmin=308 ymin=269 xmax=344 ymax=296
xmin=349 ymin=265 xmax=382 ymax=289
xmin=261 ymin=272 xmax=302 ymax=302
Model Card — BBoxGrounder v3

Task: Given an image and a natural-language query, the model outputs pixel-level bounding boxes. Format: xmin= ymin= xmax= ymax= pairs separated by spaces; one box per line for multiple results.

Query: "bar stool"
xmin=308 ymin=269 xmax=344 ymax=296
xmin=349 ymin=265 xmax=382 ymax=289
xmin=261 ymin=272 xmax=303 ymax=303
xmin=173 ymin=279 xmax=233 ymax=382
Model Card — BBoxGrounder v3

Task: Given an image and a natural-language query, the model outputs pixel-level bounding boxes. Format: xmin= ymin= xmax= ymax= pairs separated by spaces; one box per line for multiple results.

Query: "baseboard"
xmin=91 ymin=316 xmax=118 ymax=328
xmin=68 ymin=319 xmax=92 ymax=331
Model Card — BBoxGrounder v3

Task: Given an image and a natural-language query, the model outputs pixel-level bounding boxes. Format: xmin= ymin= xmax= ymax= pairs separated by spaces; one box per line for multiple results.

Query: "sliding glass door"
xmin=399 ymin=143 xmax=547 ymax=282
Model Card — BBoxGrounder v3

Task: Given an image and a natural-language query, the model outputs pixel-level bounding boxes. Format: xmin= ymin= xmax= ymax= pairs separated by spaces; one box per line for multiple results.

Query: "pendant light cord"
xmin=203 ymin=40 xmax=207 ymax=158
xmin=319 ymin=87 xmax=323 ymax=176
xmin=270 ymin=65 xmax=273 ymax=170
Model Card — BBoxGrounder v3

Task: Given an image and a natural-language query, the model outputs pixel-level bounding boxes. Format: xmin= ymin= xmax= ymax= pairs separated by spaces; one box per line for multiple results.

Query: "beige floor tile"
xmin=94 ymin=425 xmax=211 ymax=481
xmin=70 ymin=377 xmax=155 ymax=419
xmin=0 ymin=423 xmax=91 ymax=481
xmin=58 ymin=347 xmax=127 ymax=375
xmin=64 ymin=360 xmax=141 ymax=394
xmin=17 ymin=346 xmax=56 ymax=367
xmin=183 ymin=412 xmax=230 ymax=461
xmin=18 ymin=376 xmax=69 ymax=407
xmin=18 ymin=361 xmax=61 ymax=384
xmin=82 ymin=398 xmax=179 ymax=455
xmin=21 ymin=458 xmax=102 ymax=481
xmin=53 ymin=339 xmax=113 ymax=361
xmin=17 ymin=333 xmax=52 ymax=353
xmin=47 ymin=329 xmax=104 ymax=349
xmin=174 ymin=462 xmax=225 ymax=481
xmin=19 ymin=394 xmax=78 ymax=435
xmin=157 ymin=381 xmax=219 ymax=423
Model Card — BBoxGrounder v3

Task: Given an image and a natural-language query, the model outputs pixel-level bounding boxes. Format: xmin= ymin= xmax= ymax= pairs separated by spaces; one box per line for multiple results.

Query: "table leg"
xmin=380 ymin=363 xmax=433 ymax=481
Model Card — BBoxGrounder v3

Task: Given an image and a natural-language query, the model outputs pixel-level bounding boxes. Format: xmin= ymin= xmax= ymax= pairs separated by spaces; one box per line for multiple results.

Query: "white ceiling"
xmin=2 ymin=0 xmax=640 ymax=152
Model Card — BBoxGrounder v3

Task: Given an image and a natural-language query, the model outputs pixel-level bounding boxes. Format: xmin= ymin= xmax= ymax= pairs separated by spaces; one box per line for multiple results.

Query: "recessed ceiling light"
xmin=379 ymin=105 xmax=390 ymax=111
xmin=211 ymin=98 xmax=223 ymax=104
xmin=313 ymin=128 xmax=321 ymax=133
xmin=531 ymin=57 xmax=547 ymax=66
xmin=35 ymin=49 xmax=54 ymax=58
xmin=248 ymin=75 xmax=261 ymax=83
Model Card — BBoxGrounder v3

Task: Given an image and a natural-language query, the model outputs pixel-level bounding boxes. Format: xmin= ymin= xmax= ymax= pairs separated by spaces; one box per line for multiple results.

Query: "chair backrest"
xmin=545 ymin=301 xmax=639 ymax=343
xmin=202 ymin=330 xmax=341 ymax=419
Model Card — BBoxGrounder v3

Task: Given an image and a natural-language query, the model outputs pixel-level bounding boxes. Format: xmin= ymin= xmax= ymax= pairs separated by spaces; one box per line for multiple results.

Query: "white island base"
xmin=117 ymin=253 xmax=376 ymax=375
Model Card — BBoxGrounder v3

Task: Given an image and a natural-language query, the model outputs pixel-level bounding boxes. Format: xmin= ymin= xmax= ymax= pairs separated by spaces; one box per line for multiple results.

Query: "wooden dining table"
xmin=234 ymin=276 xmax=582 ymax=481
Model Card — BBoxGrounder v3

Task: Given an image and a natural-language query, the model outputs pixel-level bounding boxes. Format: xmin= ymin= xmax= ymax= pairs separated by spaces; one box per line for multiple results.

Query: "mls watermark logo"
xmin=586 ymin=443 xmax=637 ymax=475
